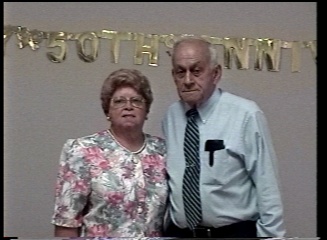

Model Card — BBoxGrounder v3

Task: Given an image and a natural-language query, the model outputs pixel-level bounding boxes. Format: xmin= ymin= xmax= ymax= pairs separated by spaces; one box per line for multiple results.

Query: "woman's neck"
xmin=109 ymin=127 xmax=145 ymax=153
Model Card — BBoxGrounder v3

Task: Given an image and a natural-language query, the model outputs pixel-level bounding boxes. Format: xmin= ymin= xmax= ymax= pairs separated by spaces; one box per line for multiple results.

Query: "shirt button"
xmin=132 ymin=157 xmax=139 ymax=164
xmin=137 ymin=207 xmax=143 ymax=214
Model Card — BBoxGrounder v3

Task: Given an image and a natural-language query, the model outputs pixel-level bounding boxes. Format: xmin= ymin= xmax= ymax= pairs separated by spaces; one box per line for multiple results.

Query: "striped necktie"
xmin=182 ymin=108 xmax=202 ymax=229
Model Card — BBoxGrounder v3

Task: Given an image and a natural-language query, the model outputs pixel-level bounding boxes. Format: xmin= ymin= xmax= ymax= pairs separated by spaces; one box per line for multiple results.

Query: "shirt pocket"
xmin=201 ymin=149 xmax=230 ymax=186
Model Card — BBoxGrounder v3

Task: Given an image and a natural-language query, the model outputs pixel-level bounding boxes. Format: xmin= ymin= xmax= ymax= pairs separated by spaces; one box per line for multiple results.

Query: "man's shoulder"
xmin=166 ymin=100 xmax=184 ymax=114
xmin=221 ymin=90 xmax=253 ymax=102
xmin=220 ymin=90 xmax=259 ymax=111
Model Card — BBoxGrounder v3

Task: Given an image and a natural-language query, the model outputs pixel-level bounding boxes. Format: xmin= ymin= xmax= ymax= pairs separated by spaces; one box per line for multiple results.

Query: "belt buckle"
xmin=191 ymin=228 xmax=198 ymax=238
xmin=192 ymin=226 xmax=211 ymax=238
xmin=206 ymin=227 xmax=212 ymax=238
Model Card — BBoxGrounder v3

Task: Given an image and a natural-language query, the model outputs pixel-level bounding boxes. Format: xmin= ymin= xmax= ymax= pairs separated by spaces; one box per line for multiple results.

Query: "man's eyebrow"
xmin=175 ymin=61 xmax=201 ymax=69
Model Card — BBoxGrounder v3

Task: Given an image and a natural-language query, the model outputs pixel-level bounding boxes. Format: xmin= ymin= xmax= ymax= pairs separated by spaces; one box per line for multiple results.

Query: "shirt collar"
xmin=182 ymin=88 xmax=222 ymax=124
xmin=198 ymin=88 xmax=221 ymax=124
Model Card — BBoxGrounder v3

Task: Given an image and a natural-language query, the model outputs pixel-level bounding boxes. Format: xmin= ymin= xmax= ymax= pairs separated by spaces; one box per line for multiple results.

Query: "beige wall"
xmin=4 ymin=2 xmax=317 ymax=238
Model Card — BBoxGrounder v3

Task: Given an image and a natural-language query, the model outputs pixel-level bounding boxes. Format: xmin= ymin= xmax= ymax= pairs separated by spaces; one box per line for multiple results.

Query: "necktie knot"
xmin=186 ymin=108 xmax=198 ymax=118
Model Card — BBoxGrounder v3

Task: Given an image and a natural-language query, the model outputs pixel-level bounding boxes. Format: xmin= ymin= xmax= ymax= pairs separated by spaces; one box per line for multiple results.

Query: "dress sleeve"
xmin=51 ymin=139 xmax=91 ymax=228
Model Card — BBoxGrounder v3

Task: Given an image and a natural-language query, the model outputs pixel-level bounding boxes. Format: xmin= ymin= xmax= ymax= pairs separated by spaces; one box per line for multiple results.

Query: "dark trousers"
xmin=163 ymin=220 xmax=257 ymax=238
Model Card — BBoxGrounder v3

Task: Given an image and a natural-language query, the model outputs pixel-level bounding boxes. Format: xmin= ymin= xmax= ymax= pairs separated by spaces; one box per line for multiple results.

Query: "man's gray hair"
xmin=171 ymin=35 xmax=219 ymax=68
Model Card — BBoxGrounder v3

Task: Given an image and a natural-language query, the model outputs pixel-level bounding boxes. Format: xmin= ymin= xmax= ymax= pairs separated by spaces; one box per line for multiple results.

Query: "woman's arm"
xmin=54 ymin=226 xmax=79 ymax=237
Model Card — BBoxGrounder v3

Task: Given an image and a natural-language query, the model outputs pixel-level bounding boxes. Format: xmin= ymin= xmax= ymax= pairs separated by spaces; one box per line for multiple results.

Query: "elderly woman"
xmin=51 ymin=68 xmax=168 ymax=237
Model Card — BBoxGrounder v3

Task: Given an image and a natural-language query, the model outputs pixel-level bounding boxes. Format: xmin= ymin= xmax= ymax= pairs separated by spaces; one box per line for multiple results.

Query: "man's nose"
xmin=184 ymin=71 xmax=194 ymax=84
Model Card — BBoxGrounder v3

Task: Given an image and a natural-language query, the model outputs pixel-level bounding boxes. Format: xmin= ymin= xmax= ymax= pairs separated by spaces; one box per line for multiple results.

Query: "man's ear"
xmin=213 ymin=64 xmax=222 ymax=84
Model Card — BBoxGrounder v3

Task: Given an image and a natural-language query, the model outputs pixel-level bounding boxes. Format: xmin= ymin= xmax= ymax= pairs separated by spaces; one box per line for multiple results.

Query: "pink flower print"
xmin=55 ymin=182 xmax=63 ymax=196
xmin=144 ymin=155 xmax=165 ymax=171
xmin=142 ymin=155 xmax=166 ymax=183
xmin=73 ymin=179 xmax=88 ymax=194
xmin=151 ymin=171 xmax=166 ymax=183
xmin=106 ymin=191 xmax=124 ymax=205
xmin=143 ymin=154 xmax=162 ymax=166
xmin=60 ymin=164 xmax=75 ymax=181
xmin=55 ymin=205 xmax=69 ymax=217
xmin=136 ymin=188 xmax=147 ymax=201
xmin=122 ymin=162 xmax=136 ymax=179
xmin=89 ymin=167 xmax=103 ymax=178
xmin=83 ymin=147 xmax=108 ymax=169
xmin=124 ymin=200 xmax=138 ymax=218
xmin=87 ymin=224 xmax=110 ymax=237
xmin=148 ymin=230 xmax=161 ymax=237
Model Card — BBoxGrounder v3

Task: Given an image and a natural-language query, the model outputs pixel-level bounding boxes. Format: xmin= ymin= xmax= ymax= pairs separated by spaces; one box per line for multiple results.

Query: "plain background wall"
xmin=4 ymin=2 xmax=317 ymax=238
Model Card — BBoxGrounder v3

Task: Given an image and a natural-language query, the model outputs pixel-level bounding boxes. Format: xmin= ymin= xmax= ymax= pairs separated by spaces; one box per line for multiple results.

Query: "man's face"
xmin=171 ymin=40 xmax=221 ymax=108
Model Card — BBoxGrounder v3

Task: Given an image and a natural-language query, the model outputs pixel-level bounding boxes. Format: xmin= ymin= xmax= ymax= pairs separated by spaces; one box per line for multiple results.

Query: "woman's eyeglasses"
xmin=111 ymin=96 xmax=146 ymax=109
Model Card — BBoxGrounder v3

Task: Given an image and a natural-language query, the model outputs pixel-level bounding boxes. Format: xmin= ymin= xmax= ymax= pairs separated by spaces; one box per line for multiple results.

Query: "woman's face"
xmin=108 ymin=86 xmax=147 ymax=131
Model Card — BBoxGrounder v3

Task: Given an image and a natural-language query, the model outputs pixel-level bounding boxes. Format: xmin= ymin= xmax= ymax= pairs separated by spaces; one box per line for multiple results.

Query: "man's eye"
xmin=192 ymin=69 xmax=201 ymax=76
xmin=175 ymin=70 xmax=185 ymax=77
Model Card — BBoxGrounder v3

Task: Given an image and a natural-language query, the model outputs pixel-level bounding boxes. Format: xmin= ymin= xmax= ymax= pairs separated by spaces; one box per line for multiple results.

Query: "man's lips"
xmin=182 ymin=89 xmax=198 ymax=93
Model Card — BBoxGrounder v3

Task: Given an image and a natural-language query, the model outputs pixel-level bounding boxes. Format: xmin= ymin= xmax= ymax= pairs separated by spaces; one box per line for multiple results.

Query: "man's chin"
xmin=181 ymin=96 xmax=199 ymax=107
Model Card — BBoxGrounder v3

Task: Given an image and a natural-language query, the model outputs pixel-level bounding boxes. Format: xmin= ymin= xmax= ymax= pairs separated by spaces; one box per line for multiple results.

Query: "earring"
xmin=106 ymin=116 xmax=111 ymax=121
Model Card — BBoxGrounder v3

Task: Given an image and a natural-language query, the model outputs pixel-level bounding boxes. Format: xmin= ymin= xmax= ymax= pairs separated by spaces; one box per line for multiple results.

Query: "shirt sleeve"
xmin=244 ymin=111 xmax=287 ymax=237
xmin=51 ymin=139 xmax=91 ymax=228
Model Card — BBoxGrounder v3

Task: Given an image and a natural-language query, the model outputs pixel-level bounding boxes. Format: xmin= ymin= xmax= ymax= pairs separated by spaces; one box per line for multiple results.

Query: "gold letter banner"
xmin=4 ymin=25 xmax=316 ymax=72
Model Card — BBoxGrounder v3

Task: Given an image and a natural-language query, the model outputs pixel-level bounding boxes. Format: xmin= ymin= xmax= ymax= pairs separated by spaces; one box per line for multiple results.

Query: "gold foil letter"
xmin=254 ymin=38 xmax=281 ymax=71
xmin=46 ymin=31 xmax=68 ymax=63
xmin=76 ymin=31 xmax=99 ymax=63
xmin=223 ymin=37 xmax=251 ymax=70
xmin=134 ymin=33 xmax=160 ymax=66
xmin=100 ymin=30 xmax=134 ymax=63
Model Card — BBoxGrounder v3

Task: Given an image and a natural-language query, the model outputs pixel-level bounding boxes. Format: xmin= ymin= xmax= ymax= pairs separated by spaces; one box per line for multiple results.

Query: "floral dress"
xmin=51 ymin=129 xmax=168 ymax=237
